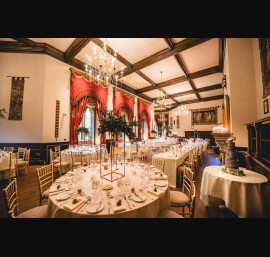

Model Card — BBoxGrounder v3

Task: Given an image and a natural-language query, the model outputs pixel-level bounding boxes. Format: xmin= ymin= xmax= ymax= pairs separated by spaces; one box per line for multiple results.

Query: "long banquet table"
xmin=152 ymin=142 xmax=202 ymax=188
xmin=47 ymin=164 xmax=170 ymax=218
xmin=200 ymin=165 xmax=270 ymax=218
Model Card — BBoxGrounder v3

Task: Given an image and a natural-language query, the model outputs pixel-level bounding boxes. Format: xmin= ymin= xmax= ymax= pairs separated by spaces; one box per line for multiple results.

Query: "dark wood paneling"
xmin=0 ymin=142 xmax=70 ymax=165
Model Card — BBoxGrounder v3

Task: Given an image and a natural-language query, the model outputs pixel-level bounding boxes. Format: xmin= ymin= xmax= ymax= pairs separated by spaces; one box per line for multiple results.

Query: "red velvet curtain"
xmin=95 ymin=98 xmax=106 ymax=144
xmin=70 ymin=71 xmax=107 ymax=145
xmin=113 ymin=90 xmax=134 ymax=121
xmin=138 ymin=100 xmax=151 ymax=141
xmin=71 ymin=96 xmax=88 ymax=145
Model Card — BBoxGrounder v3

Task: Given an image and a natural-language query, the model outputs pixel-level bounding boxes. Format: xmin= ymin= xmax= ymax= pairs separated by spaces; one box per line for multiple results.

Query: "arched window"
xmin=78 ymin=107 xmax=92 ymax=142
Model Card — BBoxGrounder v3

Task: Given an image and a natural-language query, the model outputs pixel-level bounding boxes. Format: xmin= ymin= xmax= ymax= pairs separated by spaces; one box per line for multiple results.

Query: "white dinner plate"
xmin=131 ymin=193 xmax=147 ymax=202
xmin=86 ymin=203 xmax=104 ymax=214
xmin=156 ymin=180 xmax=167 ymax=187
xmin=56 ymin=193 xmax=72 ymax=201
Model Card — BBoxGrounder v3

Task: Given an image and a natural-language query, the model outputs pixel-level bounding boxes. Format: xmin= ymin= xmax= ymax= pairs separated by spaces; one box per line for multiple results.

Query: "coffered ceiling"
xmin=0 ymin=38 xmax=225 ymax=111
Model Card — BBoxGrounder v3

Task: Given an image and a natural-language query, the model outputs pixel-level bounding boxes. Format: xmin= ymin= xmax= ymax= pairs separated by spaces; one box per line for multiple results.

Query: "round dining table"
xmin=47 ymin=163 xmax=170 ymax=218
xmin=0 ymin=152 xmax=16 ymax=180
xmin=200 ymin=165 xmax=270 ymax=218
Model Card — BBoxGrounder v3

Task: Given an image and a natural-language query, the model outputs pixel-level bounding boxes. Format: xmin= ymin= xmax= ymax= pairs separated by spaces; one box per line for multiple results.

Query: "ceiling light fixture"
xmin=84 ymin=39 xmax=124 ymax=87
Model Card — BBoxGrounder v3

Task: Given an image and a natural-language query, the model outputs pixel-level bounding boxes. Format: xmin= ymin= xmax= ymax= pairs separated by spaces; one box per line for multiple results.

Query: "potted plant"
xmin=75 ymin=126 xmax=90 ymax=141
xmin=151 ymin=129 xmax=157 ymax=139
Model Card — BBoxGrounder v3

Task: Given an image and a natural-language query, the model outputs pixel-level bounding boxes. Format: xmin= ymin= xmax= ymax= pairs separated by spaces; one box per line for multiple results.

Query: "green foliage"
xmin=128 ymin=120 xmax=139 ymax=127
xmin=221 ymin=167 xmax=246 ymax=177
xmin=151 ymin=130 xmax=157 ymax=134
xmin=76 ymin=126 xmax=90 ymax=136
xmin=97 ymin=110 xmax=136 ymax=140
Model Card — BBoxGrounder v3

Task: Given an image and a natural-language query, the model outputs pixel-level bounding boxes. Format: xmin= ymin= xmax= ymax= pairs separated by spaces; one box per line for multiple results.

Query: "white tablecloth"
xmin=0 ymin=153 xmax=16 ymax=180
xmin=152 ymin=143 xmax=201 ymax=188
xmin=48 ymin=165 xmax=170 ymax=218
xmin=200 ymin=165 xmax=270 ymax=218
xmin=118 ymin=143 xmax=146 ymax=159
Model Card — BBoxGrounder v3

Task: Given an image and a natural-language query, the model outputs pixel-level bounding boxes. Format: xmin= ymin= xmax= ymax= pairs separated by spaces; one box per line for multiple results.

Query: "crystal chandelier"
xmin=153 ymin=71 xmax=172 ymax=110
xmin=158 ymin=114 xmax=167 ymax=123
xmin=175 ymin=97 xmax=189 ymax=117
xmin=84 ymin=39 xmax=124 ymax=87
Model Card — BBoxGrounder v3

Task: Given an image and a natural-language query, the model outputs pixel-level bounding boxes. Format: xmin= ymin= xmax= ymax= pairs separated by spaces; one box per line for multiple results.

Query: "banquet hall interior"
xmin=0 ymin=38 xmax=269 ymax=218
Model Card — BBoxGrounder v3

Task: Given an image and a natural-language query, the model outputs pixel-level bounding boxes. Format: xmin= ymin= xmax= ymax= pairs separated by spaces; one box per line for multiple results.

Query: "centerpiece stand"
xmin=98 ymin=110 xmax=135 ymax=183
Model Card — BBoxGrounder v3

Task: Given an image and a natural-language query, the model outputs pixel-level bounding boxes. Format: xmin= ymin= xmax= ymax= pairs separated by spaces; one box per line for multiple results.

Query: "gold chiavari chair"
xmin=130 ymin=145 xmax=141 ymax=161
xmin=53 ymin=151 xmax=69 ymax=176
xmin=3 ymin=178 xmax=48 ymax=218
xmin=54 ymin=146 xmax=61 ymax=162
xmin=36 ymin=164 xmax=53 ymax=206
xmin=17 ymin=147 xmax=27 ymax=160
xmin=152 ymin=158 xmax=165 ymax=172
xmin=17 ymin=149 xmax=30 ymax=174
xmin=71 ymin=152 xmax=86 ymax=170
xmin=0 ymin=152 xmax=18 ymax=183
xmin=170 ymin=166 xmax=196 ymax=217
xmin=157 ymin=209 xmax=184 ymax=218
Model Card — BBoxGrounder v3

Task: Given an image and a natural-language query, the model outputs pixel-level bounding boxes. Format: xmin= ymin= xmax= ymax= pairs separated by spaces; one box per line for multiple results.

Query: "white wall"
xmin=169 ymin=99 xmax=223 ymax=137
xmin=0 ymin=53 xmax=46 ymax=143
xmin=224 ymin=38 xmax=259 ymax=147
xmin=0 ymin=52 xmax=71 ymax=143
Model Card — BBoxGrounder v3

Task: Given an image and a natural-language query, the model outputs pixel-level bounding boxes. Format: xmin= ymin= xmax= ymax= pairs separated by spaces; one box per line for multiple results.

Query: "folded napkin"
xmin=113 ymin=199 xmax=126 ymax=213
xmin=63 ymin=197 xmax=85 ymax=211
xmin=154 ymin=174 xmax=168 ymax=180
xmin=147 ymin=187 xmax=164 ymax=197
xmin=49 ymin=186 xmax=65 ymax=194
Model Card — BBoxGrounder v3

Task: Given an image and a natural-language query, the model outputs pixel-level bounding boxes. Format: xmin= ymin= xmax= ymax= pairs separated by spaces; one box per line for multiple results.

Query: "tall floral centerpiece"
xmin=98 ymin=110 xmax=136 ymax=182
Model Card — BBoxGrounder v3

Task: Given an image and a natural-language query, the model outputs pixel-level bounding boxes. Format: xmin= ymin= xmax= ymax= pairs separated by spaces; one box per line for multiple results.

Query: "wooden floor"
xmin=0 ymin=149 xmax=238 ymax=218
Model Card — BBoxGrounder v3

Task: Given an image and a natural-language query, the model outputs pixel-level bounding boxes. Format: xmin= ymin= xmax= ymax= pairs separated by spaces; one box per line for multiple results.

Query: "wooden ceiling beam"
xmin=118 ymin=38 xmax=212 ymax=77
xmin=219 ymin=38 xmax=226 ymax=72
xmin=167 ymin=94 xmax=224 ymax=111
xmin=11 ymin=38 xmax=36 ymax=47
xmin=64 ymin=38 xmax=92 ymax=61
xmin=0 ymin=40 xmax=152 ymax=103
xmin=136 ymin=66 xmax=220 ymax=94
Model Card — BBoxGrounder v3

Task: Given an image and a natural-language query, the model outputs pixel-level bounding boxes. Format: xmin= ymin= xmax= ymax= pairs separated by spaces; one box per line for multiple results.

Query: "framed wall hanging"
xmin=191 ymin=107 xmax=218 ymax=125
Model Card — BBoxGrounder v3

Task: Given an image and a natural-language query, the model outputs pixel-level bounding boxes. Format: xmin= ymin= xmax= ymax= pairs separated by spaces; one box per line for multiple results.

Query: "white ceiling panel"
xmin=140 ymin=56 xmax=185 ymax=83
xmin=163 ymin=81 xmax=192 ymax=94
xmin=175 ymin=94 xmax=197 ymax=102
xmin=29 ymin=38 xmax=76 ymax=52
xmin=172 ymin=38 xmax=186 ymax=43
xmin=199 ymin=89 xmax=224 ymax=98
xmin=193 ymin=73 xmax=223 ymax=89
xmin=122 ymin=72 xmax=151 ymax=90
xmin=0 ymin=38 xmax=16 ymax=41
xmin=76 ymin=41 xmax=127 ymax=73
xmin=180 ymin=38 xmax=219 ymax=73
xmin=144 ymin=89 xmax=164 ymax=98
xmin=99 ymin=38 xmax=168 ymax=64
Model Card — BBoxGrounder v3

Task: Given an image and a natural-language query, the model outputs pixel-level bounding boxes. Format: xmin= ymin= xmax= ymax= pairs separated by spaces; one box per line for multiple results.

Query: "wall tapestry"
xmin=259 ymin=38 xmax=270 ymax=99
xmin=8 ymin=77 xmax=25 ymax=120
xmin=191 ymin=107 xmax=218 ymax=125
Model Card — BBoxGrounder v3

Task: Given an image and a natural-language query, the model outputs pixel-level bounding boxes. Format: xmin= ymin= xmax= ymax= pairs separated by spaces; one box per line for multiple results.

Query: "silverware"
xmin=140 ymin=189 xmax=153 ymax=200
xmin=96 ymin=199 xmax=103 ymax=212
xmin=128 ymin=195 xmax=135 ymax=207
xmin=134 ymin=192 xmax=144 ymax=202
xmin=75 ymin=200 xmax=87 ymax=212
xmin=60 ymin=193 xmax=77 ymax=207
xmin=124 ymin=195 xmax=132 ymax=209
xmin=76 ymin=197 xmax=91 ymax=213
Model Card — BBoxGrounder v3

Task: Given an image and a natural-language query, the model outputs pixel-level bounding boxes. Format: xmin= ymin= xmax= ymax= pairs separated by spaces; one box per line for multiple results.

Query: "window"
xmin=78 ymin=107 xmax=92 ymax=142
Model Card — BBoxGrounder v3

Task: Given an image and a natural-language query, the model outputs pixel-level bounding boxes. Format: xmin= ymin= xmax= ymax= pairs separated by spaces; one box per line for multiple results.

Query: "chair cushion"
xmin=178 ymin=165 xmax=185 ymax=171
xmin=73 ymin=162 xmax=82 ymax=166
xmin=170 ymin=191 xmax=189 ymax=205
xmin=16 ymin=205 xmax=49 ymax=218
xmin=157 ymin=209 xmax=184 ymax=218
xmin=53 ymin=160 xmax=60 ymax=164
xmin=42 ymin=188 xmax=50 ymax=198
xmin=54 ymin=162 xmax=69 ymax=167
xmin=17 ymin=160 xmax=27 ymax=166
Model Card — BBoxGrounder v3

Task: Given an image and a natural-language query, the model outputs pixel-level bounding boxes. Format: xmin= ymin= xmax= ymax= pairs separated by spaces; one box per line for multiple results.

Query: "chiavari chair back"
xmin=36 ymin=164 xmax=53 ymax=205
xmin=3 ymin=178 xmax=19 ymax=218
xmin=17 ymin=149 xmax=30 ymax=173
xmin=4 ymin=147 xmax=14 ymax=152
xmin=3 ymin=178 xmax=48 ymax=218
xmin=54 ymin=145 xmax=61 ymax=159
xmin=152 ymin=158 xmax=165 ymax=172
xmin=18 ymin=147 xmax=27 ymax=160
xmin=71 ymin=151 xmax=83 ymax=170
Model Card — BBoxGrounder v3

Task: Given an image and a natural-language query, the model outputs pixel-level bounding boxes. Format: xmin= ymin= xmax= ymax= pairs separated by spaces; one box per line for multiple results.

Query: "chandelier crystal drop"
xmin=175 ymin=97 xmax=189 ymax=117
xmin=84 ymin=39 xmax=124 ymax=87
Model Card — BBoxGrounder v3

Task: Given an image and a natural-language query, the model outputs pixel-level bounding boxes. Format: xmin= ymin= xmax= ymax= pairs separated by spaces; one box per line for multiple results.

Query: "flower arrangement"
xmin=221 ymin=167 xmax=245 ymax=177
xmin=75 ymin=126 xmax=90 ymax=137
